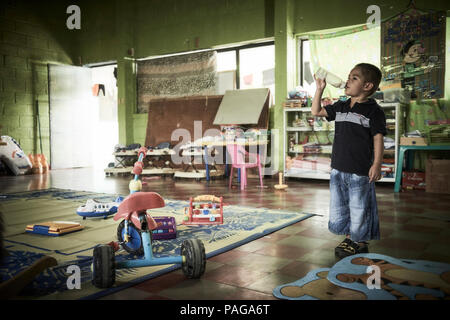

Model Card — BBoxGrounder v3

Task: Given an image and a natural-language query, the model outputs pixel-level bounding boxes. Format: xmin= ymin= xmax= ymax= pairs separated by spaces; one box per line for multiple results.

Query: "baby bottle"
xmin=315 ymin=67 xmax=346 ymax=89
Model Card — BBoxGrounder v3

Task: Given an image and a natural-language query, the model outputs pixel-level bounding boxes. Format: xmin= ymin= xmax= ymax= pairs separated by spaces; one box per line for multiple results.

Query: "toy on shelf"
xmin=92 ymin=146 xmax=206 ymax=288
xmin=183 ymin=195 xmax=224 ymax=226
xmin=76 ymin=196 xmax=124 ymax=219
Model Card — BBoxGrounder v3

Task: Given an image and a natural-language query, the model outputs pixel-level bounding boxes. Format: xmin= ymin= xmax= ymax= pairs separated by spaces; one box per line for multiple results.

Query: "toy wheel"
xmin=92 ymin=244 xmax=115 ymax=288
xmin=117 ymin=220 xmax=144 ymax=256
xmin=181 ymin=239 xmax=206 ymax=279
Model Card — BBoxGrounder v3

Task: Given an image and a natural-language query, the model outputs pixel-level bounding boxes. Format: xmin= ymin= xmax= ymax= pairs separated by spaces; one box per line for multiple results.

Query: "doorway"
xmin=48 ymin=64 xmax=118 ymax=170
xmin=90 ymin=65 xmax=119 ymax=169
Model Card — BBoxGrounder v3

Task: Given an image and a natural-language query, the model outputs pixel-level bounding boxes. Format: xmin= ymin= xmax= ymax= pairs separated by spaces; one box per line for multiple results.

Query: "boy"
xmin=311 ymin=63 xmax=386 ymax=258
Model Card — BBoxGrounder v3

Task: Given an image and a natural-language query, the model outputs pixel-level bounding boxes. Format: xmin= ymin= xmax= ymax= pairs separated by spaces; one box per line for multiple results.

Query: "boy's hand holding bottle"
xmin=315 ymin=67 xmax=346 ymax=89
xmin=314 ymin=74 xmax=327 ymax=92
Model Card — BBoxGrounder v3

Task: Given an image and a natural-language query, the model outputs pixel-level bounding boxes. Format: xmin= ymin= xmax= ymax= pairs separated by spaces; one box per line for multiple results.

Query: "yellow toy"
xmin=274 ymin=172 xmax=288 ymax=190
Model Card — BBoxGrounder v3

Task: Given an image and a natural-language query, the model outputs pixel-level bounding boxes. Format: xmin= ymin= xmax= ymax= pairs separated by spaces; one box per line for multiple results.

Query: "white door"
xmin=49 ymin=65 xmax=95 ymax=169
xmin=90 ymin=65 xmax=119 ymax=169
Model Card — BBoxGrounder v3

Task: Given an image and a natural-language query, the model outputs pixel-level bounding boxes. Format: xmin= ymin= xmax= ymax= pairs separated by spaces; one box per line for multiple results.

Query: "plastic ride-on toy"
xmin=91 ymin=147 xmax=206 ymax=288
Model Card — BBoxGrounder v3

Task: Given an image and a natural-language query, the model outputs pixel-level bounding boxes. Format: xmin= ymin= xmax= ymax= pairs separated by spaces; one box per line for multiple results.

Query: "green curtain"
xmin=408 ymin=100 xmax=450 ymax=133
xmin=408 ymin=99 xmax=450 ymax=170
xmin=307 ymin=25 xmax=380 ymax=98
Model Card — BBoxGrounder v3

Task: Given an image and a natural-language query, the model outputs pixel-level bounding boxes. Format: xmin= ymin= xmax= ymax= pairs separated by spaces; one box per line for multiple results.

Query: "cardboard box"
xmin=401 ymin=171 xmax=426 ymax=190
xmin=400 ymin=137 xmax=428 ymax=146
xmin=426 ymin=159 xmax=450 ymax=194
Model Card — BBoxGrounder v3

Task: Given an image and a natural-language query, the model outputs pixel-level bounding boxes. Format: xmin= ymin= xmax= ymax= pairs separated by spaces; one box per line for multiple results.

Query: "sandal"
xmin=334 ymin=238 xmax=353 ymax=256
xmin=336 ymin=240 xmax=369 ymax=258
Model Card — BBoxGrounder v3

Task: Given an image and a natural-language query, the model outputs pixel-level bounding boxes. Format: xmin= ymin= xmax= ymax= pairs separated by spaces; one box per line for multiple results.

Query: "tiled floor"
xmin=1 ymin=167 xmax=449 ymax=300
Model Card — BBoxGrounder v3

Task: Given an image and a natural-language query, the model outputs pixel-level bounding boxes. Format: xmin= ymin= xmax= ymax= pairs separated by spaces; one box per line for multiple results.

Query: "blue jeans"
xmin=328 ymin=168 xmax=380 ymax=242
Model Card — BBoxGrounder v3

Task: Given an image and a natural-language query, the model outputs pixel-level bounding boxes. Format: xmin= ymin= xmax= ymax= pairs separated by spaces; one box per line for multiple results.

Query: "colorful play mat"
xmin=273 ymin=253 xmax=450 ymax=300
xmin=0 ymin=188 xmax=314 ymax=299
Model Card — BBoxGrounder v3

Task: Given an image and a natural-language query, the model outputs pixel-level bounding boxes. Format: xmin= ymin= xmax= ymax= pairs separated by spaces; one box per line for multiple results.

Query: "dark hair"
xmin=355 ymin=63 xmax=382 ymax=96
xmin=401 ymin=40 xmax=423 ymax=57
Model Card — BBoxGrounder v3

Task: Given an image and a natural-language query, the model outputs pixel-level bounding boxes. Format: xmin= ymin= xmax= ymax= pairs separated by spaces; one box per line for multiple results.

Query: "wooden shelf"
xmin=284 ymin=102 xmax=401 ymax=184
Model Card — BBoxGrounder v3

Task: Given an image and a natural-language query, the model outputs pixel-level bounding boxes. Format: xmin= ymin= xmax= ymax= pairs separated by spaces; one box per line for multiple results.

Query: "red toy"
xmin=114 ymin=191 xmax=163 ymax=231
xmin=93 ymin=149 xmax=206 ymax=289
xmin=182 ymin=195 xmax=224 ymax=226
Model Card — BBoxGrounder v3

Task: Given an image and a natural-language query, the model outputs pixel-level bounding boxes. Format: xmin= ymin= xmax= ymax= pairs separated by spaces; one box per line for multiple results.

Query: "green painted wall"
xmin=70 ymin=1 xmax=119 ymax=65
xmin=134 ymin=0 xmax=270 ymax=57
xmin=294 ymin=0 xmax=450 ymax=34
xmin=0 ymin=0 xmax=75 ymax=163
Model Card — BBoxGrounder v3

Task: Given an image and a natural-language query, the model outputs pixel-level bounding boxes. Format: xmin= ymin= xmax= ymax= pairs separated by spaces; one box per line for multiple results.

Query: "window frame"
xmin=216 ymin=40 xmax=275 ymax=90
xmin=298 ymin=37 xmax=309 ymax=88
xmin=135 ymin=41 xmax=275 ymax=113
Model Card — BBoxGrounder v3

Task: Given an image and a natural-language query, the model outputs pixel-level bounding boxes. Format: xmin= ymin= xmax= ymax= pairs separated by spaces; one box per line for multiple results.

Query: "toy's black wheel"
xmin=117 ymin=220 xmax=144 ymax=256
xmin=92 ymin=244 xmax=115 ymax=288
xmin=181 ymin=239 xmax=206 ymax=279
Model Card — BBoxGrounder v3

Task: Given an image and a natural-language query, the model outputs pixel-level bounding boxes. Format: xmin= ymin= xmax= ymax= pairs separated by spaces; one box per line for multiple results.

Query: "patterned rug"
xmin=273 ymin=253 xmax=450 ymax=300
xmin=0 ymin=188 xmax=314 ymax=300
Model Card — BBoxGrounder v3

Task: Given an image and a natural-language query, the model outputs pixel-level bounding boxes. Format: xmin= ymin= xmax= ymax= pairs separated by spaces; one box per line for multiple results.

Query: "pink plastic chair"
xmin=226 ymin=143 xmax=263 ymax=191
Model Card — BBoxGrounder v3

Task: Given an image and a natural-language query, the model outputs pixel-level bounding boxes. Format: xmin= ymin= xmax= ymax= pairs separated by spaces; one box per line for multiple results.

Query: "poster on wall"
xmin=137 ymin=51 xmax=217 ymax=113
xmin=380 ymin=9 xmax=446 ymax=99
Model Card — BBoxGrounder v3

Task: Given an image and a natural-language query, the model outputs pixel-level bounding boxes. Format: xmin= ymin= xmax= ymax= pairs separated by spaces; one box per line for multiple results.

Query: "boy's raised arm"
xmin=311 ymin=75 xmax=329 ymax=117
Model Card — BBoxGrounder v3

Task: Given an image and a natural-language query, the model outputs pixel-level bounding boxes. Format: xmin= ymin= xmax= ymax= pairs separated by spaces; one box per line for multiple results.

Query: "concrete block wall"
xmin=0 ymin=1 xmax=73 ymax=162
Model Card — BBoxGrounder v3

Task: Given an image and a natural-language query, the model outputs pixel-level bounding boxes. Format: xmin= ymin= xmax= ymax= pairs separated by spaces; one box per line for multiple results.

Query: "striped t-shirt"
xmin=324 ymin=98 xmax=386 ymax=176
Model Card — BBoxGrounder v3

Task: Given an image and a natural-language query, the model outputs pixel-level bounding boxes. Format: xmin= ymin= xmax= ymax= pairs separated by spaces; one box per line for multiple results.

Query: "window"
xmin=299 ymin=39 xmax=315 ymax=96
xmin=216 ymin=50 xmax=236 ymax=72
xmin=136 ymin=42 xmax=275 ymax=113
xmin=217 ymin=42 xmax=275 ymax=104
xmin=298 ymin=26 xmax=380 ymax=99
xmin=216 ymin=50 xmax=237 ymax=95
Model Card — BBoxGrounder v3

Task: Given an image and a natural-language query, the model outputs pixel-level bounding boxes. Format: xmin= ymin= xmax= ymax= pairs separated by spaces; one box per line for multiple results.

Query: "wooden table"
xmin=202 ymin=139 xmax=269 ymax=181
xmin=104 ymin=148 xmax=175 ymax=176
